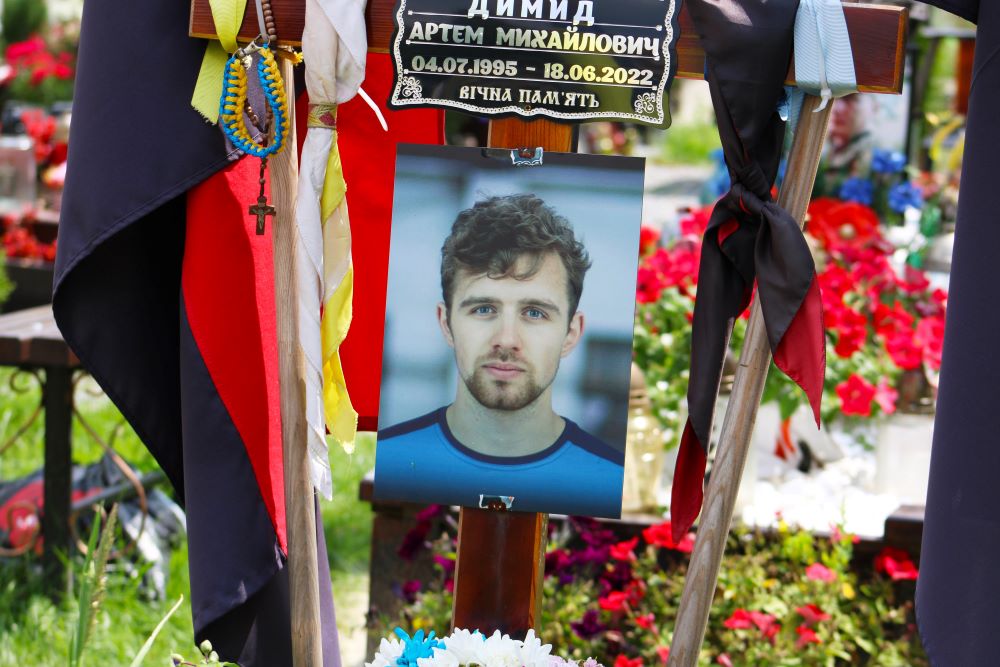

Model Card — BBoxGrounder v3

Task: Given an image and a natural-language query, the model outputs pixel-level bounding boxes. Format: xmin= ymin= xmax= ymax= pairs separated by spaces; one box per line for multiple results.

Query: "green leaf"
xmin=128 ymin=595 xmax=185 ymax=667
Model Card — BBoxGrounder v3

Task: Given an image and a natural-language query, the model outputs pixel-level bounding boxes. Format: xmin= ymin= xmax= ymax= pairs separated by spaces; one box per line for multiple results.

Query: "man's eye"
xmin=524 ymin=308 xmax=547 ymax=320
xmin=472 ymin=305 xmax=496 ymax=315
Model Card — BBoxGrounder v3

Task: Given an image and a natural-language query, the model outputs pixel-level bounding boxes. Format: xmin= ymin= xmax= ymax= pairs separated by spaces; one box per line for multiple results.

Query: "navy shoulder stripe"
xmin=378 ymin=407 xmax=445 ymax=440
xmin=565 ymin=420 xmax=625 ymax=466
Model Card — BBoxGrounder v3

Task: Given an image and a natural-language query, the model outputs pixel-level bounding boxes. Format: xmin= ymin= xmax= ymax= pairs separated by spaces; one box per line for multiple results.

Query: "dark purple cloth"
xmin=917 ymin=3 xmax=1000 ymax=666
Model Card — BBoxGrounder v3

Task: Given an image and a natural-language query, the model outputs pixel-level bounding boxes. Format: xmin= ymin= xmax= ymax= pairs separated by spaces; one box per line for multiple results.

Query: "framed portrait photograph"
xmin=373 ymin=144 xmax=644 ymax=518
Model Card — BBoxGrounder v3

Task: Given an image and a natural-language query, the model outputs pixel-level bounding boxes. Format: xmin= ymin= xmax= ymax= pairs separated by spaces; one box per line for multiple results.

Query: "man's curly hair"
xmin=441 ymin=194 xmax=592 ymax=318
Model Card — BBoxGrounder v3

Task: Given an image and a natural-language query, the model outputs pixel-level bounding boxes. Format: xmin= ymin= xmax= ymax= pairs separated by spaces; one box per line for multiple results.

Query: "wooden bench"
xmin=0 ymin=305 xmax=79 ymax=584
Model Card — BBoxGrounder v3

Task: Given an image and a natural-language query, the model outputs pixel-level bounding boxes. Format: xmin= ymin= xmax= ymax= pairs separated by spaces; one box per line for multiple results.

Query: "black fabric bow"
xmin=671 ymin=0 xmax=825 ymax=541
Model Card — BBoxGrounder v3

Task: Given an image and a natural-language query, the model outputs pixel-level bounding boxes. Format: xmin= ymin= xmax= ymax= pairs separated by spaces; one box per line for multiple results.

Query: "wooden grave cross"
xmin=189 ymin=3 xmax=907 ymax=665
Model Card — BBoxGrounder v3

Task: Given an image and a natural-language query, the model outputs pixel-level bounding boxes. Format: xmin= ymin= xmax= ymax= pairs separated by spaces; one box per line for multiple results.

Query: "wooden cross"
xmin=191 ymin=3 xmax=908 ymax=666
xmin=249 ymin=194 xmax=276 ymax=235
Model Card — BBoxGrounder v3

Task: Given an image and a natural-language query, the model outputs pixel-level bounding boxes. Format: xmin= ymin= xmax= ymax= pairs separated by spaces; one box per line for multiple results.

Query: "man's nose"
xmin=491 ymin=313 xmax=522 ymax=350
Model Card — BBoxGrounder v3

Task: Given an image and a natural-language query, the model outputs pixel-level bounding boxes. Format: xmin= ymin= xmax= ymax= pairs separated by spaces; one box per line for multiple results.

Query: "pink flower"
xmin=680 ymin=207 xmax=711 ymax=237
xmin=716 ymin=654 xmax=733 ymax=667
xmin=916 ymin=316 xmax=946 ymax=371
xmin=796 ymin=603 xmax=832 ymax=625
xmin=836 ymin=374 xmax=876 ymax=417
xmin=875 ymin=547 xmax=919 ymax=581
xmin=874 ymin=378 xmax=898 ymax=415
xmin=806 ymin=562 xmax=837 ymax=583
xmin=655 ymin=647 xmax=670 ymax=665
xmin=795 ymin=625 xmax=822 ymax=648
xmin=634 ymin=613 xmax=656 ymax=631
xmin=614 ymin=655 xmax=642 ymax=667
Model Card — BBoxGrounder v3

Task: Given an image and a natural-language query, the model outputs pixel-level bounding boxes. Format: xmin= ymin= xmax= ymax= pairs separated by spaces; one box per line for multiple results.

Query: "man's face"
xmin=438 ymin=252 xmax=584 ymax=411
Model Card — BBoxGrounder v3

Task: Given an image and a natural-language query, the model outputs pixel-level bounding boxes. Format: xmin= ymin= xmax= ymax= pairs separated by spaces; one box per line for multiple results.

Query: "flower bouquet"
xmin=367 ymin=627 xmax=605 ymax=667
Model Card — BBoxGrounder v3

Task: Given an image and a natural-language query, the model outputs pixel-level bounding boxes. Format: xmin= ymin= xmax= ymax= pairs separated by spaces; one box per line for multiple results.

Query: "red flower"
xmin=639 ymin=226 xmax=661 ymax=256
xmin=796 ymin=603 xmax=832 ymax=625
xmin=875 ymin=546 xmax=919 ymax=581
xmin=599 ymin=591 xmax=629 ymax=612
xmin=916 ymin=316 xmax=945 ymax=371
xmin=873 ymin=301 xmax=914 ymax=340
xmin=795 ymin=625 xmax=822 ymax=648
xmin=806 ymin=198 xmax=881 ymax=250
xmin=750 ymin=611 xmax=779 ymax=636
xmin=716 ymin=654 xmax=733 ymax=667
xmin=634 ymin=613 xmax=656 ymax=631
xmin=610 ymin=537 xmax=639 ymax=562
xmin=656 ymin=647 xmax=670 ymax=665
xmin=722 ymin=609 xmax=753 ymax=630
xmin=625 ymin=579 xmax=647 ymax=605
xmin=614 ymin=655 xmax=642 ymax=667
xmin=898 ymin=265 xmax=930 ymax=294
xmin=835 ymin=374 xmax=876 ymax=417
xmin=805 ymin=562 xmax=837 ymax=583
xmin=636 ymin=266 xmax=664 ymax=304
xmin=833 ymin=307 xmax=867 ymax=358
xmin=680 ymin=206 xmax=711 ymax=237
xmin=885 ymin=331 xmax=923 ymax=370
xmin=642 ymin=521 xmax=694 ymax=553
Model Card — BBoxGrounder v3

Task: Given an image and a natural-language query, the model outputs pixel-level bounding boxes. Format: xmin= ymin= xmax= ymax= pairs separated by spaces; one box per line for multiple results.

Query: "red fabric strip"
xmin=718 ymin=218 xmax=739 ymax=246
xmin=671 ymin=420 xmax=708 ymax=543
xmin=773 ymin=275 xmax=825 ymax=427
xmin=183 ymin=157 xmax=287 ymax=553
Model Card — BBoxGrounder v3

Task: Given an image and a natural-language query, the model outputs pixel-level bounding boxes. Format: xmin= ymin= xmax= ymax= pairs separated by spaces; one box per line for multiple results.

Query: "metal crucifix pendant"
xmin=249 ymin=157 xmax=275 ymax=235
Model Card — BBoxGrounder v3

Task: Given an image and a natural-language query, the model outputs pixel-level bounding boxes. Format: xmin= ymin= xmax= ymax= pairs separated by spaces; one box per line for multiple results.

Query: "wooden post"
xmin=270 ymin=56 xmax=325 ymax=666
xmin=451 ymin=118 xmax=573 ymax=636
xmin=666 ymin=94 xmax=834 ymax=667
xmin=42 ymin=365 xmax=73 ymax=592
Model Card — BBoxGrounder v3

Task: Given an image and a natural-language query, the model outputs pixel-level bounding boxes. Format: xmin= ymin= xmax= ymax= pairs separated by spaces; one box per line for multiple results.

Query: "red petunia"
xmin=642 ymin=522 xmax=695 ymax=553
xmin=885 ymin=331 xmax=924 ymax=371
xmin=836 ymin=374 xmax=876 ymax=417
xmin=722 ymin=609 xmax=753 ymax=630
xmin=796 ymin=603 xmax=832 ymax=625
xmin=680 ymin=206 xmax=712 ymax=237
xmin=639 ymin=226 xmax=661 ymax=256
xmin=716 ymin=654 xmax=733 ymax=667
xmin=805 ymin=562 xmax=837 ymax=583
xmin=833 ymin=307 xmax=868 ymax=358
xmin=898 ymin=265 xmax=931 ymax=294
xmin=614 ymin=655 xmax=643 ymax=667
xmin=599 ymin=591 xmax=629 ymax=612
xmin=656 ymin=647 xmax=670 ymax=665
xmin=806 ymin=198 xmax=881 ymax=250
xmin=636 ymin=266 xmax=665 ymax=304
xmin=874 ymin=378 xmax=898 ymax=415
xmin=610 ymin=537 xmax=639 ymax=562
xmin=634 ymin=613 xmax=656 ymax=631
xmin=875 ymin=546 xmax=919 ymax=581
xmin=795 ymin=625 xmax=822 ymax=648
xmin=916 ymin=316 xmax=945 ymax=371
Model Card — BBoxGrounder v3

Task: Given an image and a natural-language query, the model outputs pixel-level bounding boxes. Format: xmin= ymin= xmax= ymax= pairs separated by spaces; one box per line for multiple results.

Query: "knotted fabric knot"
xmin=308 ymin=103 xmax=338 ymax=129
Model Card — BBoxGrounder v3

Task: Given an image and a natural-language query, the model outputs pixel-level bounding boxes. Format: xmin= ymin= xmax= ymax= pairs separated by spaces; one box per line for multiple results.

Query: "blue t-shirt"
xmin=373 ymin=407 xmax=625 ymax=518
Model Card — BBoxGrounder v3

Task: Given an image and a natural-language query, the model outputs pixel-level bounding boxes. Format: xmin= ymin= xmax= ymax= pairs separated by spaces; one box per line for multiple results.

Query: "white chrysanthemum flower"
xmin=518 ymin=629 xmax=553 ymax=667
xmin=366 ymin=637 xmax=404 ymax=667
xmin=442 ymin=628 xmax=486 ymax=665
xmin=480 ymin=630 xmax=522 ymax=667
xmin=417 ymin=646 xmax=460 ymax=667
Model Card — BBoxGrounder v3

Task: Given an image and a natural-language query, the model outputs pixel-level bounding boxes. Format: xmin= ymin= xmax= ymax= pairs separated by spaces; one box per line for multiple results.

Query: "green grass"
xmin=658 ymin=121 xmax=722 ymax=165
xmin=0 ymin=368 xmax=375 ymax=666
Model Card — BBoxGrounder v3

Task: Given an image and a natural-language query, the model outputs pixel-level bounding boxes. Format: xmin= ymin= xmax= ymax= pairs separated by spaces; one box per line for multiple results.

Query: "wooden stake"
xmin=271 ymin=56 xmax=325 ymax=666
xmin=450 ymin=118 xmax=572 ymax=637
xmin=666 ymin=94 xmax=834 ymax=667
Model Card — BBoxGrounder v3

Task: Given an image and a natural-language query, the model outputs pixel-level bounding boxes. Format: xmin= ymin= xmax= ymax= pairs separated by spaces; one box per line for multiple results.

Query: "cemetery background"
xmin=0 ymin=0 xmax=974 ymax=664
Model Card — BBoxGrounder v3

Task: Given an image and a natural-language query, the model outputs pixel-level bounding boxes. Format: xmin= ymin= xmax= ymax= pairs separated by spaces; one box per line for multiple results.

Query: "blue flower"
xmin=393 ymin=628 xmax=445 ymax=667
xmin=871 ymin=149 xmax=906 ymax=175
xmin=838 ymin=177 xmax=874 ymax=205
xmin=888 ymin=182 xmax=924 ymax=213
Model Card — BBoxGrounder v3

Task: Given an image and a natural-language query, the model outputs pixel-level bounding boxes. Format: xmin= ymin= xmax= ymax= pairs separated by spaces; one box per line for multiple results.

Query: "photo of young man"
xmin=374 ymin=145 xmax=644 ymax=518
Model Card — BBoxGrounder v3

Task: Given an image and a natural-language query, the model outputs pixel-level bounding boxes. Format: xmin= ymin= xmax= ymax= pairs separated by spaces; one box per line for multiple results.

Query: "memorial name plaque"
xmin=389 ymin=0 xmax=679 ymax=124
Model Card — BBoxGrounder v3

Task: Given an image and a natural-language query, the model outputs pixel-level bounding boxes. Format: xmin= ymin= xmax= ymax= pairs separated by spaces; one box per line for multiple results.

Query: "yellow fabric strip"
xmin=191 ymin=0 xmax=247 ymax=122
xmin=322 ymin=264 xmax=358 ymax=447
xmin=321 ymin=134 xmax=347 ymax=220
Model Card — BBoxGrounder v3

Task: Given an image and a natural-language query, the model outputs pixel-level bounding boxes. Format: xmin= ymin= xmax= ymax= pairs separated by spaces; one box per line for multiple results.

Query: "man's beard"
xmin=462 ymin=352 xmax=555 ymax=411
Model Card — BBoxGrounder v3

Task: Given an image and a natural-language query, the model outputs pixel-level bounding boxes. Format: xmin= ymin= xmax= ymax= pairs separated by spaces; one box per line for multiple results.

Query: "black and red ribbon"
xmin=671 ymin=0 xmax=825 ymax=542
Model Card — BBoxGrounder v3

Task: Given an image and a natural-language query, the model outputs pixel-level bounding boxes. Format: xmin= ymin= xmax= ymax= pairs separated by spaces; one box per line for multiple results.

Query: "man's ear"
xmin=437 ymin=302 xmax=455 ymax=348
xmin=561 ymin=311 xmax=585 ymax=358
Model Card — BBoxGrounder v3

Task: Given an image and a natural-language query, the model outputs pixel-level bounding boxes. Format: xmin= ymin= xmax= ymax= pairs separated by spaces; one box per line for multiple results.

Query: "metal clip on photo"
xmin=480 ymin=147 xmax=544 ymax=167
xmin=479 ymin=495 xmax=515 ymax=511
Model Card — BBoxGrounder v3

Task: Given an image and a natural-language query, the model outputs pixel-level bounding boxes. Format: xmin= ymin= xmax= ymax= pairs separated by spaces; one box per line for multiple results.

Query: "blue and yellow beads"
xmin=219 ymin=44 xmax=288 ymax=158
